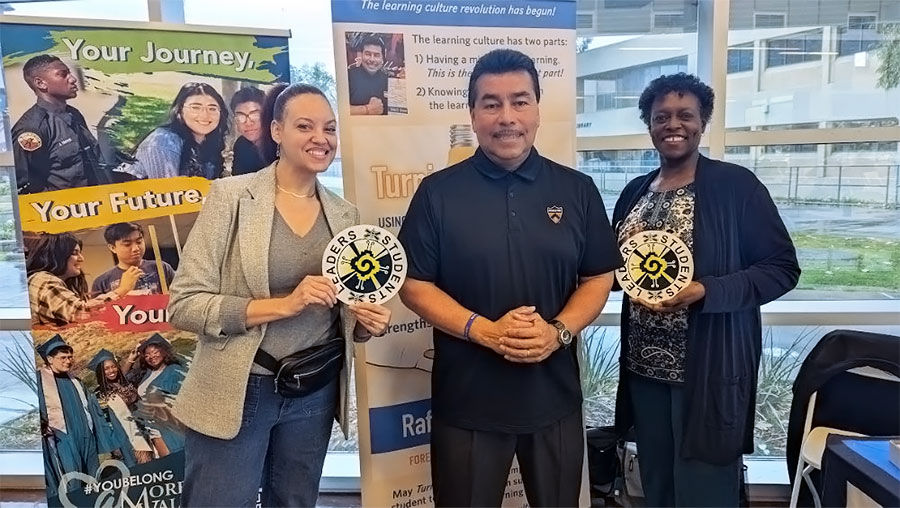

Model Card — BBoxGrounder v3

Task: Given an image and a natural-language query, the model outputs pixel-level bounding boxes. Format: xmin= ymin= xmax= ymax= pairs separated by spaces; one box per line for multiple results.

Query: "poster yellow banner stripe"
xmin=18 ymin=177 xmax=211 ymax=233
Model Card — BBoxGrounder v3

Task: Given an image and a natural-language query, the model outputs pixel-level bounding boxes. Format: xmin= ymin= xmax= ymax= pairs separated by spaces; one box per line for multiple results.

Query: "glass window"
xmin=828 ymin=118 xmax=899 ymax=129
xmin=1 ymin=0 xmax=148 ymax=20
xmin=830 ymin=141 xmax=897 ymax=153
xmin=725 ymin=145 xmax=751 ymax=155
xmin=0 ymin=167 xmax=26 ymax=310
xmin=577 ymin=12 xmax=594 ymax=30
xmin=761 ymin=144 xmax=819 ymax=154
xmin=578 ymin=149 xmax=659 ymax=199
xmin=838 ymin=15 xmax=880 ymax=56
xmin=754 ymin=13 xmax=787 ymax=29
xmin=579 ymin=56 xmax=688 ymax=113
xmin=723 ymin=144 xmax=899 ymax=298
xmin=652 ymin=12 xmax=685 ymax=31
xmin=766 ymin=29 xmax=824 ymax=68
xmin=0 ymin=331 xmax=39 ymax=451
xmin=727 ymin=1 xmax=900 ymax=303
xmin=727 ymin=42 xmax=754 ymax=73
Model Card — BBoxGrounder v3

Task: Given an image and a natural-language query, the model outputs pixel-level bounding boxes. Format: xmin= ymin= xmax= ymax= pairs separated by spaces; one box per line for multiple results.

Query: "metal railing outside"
xmin=578 ymin=162 xmax=900 ymax=208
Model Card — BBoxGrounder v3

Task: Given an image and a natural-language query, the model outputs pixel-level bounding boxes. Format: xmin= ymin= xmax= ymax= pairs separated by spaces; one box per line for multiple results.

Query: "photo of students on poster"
xmin=1 ymin=18 xmax=289 ymax=507
xmin=91 ymin=222 xmax=175 ymax=297
xmin=122 ymin=83 xmax=230 ymax=181
xmin=229 ymin=86 xmax=268 ymax=175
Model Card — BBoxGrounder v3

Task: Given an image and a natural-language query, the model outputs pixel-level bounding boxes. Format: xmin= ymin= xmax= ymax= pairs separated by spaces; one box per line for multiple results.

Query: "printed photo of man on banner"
xmin=0 ymin=17 xmax=289 ymax=507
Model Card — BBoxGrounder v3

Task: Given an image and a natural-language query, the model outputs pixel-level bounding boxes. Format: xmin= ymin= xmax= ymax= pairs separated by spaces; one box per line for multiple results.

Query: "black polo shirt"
xmin=348 ymin=66 xmax=388 ymax=114
xmin=399 ymin=147 xmax=622 ymax=433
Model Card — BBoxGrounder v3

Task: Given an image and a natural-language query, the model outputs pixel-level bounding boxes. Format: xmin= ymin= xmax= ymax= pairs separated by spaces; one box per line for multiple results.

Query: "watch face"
xmin=322 ymin=225 xmax=408 ymax=305
xmin=560 ymin=330 xmax=572 ymax=344
xmin=616 ymin=230 xmax=694 ymax=304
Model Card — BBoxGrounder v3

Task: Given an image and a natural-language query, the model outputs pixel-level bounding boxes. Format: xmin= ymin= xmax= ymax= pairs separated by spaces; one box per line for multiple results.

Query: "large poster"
xmin=330 ymin=1 xmax=579 ymax=506
xmin=1 ymin=17 xmax=289 ymax=507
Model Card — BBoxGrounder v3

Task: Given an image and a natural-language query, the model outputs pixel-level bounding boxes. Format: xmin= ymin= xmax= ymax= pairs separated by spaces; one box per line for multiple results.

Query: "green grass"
xmin=793 ymin=233 xmax=900 ymax=292
xmin=106 ymin=95 xmax=171 ymax=154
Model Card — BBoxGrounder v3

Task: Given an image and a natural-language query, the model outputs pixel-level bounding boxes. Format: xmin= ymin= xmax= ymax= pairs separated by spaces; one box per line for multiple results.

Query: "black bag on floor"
xmin=586 ymin=426 xmax=619 ymax=498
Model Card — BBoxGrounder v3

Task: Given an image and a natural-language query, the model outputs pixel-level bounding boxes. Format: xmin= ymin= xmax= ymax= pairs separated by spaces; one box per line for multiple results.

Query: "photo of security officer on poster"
xmin=1 ymin=18 xmax=290 ymax=507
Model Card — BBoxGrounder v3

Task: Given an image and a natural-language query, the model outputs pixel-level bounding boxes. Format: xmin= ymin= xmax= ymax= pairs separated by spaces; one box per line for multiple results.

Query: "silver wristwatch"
xmin=549 ymin=320 xmax=573 ymax=347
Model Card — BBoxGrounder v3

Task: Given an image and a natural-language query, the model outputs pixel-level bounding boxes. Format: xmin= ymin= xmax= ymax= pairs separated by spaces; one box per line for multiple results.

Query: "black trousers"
xmin=430 ymin=410 xmax=584 ymax=507
xmin=629 ymin=373 xmax=742 ymax=507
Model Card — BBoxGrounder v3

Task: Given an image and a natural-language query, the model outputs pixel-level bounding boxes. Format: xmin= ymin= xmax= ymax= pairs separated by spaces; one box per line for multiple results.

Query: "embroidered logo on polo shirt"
xmin=322 ymin=225 xmax=407 ymax=305
xmin=17 ymin=132 xmax=42 ymax=152
xmin=547 ymin=205 xmax=563 ymax=224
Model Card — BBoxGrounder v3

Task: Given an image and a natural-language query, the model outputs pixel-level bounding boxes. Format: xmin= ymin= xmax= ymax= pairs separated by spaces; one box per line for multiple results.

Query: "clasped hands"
xmin=472 ymin=306 xmax=559 ymax=363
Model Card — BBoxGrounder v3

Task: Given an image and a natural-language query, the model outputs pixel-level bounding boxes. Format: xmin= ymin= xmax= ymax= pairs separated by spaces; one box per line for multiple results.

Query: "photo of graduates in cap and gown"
xmin=0 ymin=16 xmax=290 ymax=507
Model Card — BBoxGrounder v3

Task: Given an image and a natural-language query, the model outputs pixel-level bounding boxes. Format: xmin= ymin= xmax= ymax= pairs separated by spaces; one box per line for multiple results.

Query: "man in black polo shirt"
xmin=398 ymin=49 xmax=622 ymax=506
xmin=348 ymin=35 xmax=388 ymax=115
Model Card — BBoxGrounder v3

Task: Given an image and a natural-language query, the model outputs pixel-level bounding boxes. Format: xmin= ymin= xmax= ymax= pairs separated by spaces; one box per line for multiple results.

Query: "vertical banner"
xmin=331 ymin=1 xmax=578 ymax=506
xmin=1 ymin=17 xmax=289 ymax=507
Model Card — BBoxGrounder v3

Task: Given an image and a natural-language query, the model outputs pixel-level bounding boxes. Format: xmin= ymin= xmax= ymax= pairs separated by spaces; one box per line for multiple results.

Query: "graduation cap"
xmin=36 ymin=335 xmax=70 ymax=361
xmin=137 ymin=333 xmax=172 ymax=352
xmin=87 ymin=349 xmax=116 ymax=371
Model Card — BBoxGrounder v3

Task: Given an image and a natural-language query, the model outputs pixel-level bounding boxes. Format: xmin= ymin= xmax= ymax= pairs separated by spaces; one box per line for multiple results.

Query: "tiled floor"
xmin=0 ymin=490 xmax=362 ymax=507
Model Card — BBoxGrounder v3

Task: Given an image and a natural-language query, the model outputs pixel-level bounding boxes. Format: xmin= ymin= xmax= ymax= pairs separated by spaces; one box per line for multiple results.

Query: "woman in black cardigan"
xmin=612 ymin=73 xmax=800 ymax=507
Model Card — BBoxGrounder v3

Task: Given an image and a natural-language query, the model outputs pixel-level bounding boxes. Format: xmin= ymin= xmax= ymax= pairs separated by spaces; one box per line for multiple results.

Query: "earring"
xmin=276 ymin=144 xmax=281 ymax=158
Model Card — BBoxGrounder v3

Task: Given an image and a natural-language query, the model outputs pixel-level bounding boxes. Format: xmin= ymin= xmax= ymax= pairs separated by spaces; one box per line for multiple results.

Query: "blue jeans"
xmin=182 ymin=374 xmax=338 ymax=507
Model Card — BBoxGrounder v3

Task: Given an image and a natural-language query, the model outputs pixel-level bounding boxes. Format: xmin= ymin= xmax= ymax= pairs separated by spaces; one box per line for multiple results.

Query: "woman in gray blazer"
xmin=167 ymin=84 xmax=391 ymax=507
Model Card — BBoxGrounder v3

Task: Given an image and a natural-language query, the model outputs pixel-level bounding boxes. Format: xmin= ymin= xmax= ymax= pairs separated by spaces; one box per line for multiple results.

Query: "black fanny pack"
xmin=253 ymin=338 xmax=345 ymax=398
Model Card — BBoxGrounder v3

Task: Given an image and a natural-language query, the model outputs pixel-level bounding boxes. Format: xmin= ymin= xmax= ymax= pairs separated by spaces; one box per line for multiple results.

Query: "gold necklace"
xmin=276 ymin=183 xmax=316 ymax=198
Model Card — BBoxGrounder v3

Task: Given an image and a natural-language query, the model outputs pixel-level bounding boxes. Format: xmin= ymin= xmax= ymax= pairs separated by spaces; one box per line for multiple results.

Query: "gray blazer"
xmin=167 ymin=163 xmax=359 ymax=440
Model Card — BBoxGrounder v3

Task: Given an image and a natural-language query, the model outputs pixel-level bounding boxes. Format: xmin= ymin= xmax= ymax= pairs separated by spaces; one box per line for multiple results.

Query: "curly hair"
xmin=638 ymin=73 xmax=714 ymax=129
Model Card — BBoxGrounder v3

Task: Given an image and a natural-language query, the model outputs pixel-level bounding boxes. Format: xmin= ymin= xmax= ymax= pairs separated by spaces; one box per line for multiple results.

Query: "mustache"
xmin=493 ymin=130 xmax=522 ymax=137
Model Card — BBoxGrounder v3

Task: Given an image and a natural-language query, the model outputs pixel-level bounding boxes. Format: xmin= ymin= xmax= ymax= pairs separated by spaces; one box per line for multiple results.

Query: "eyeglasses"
xmin=235 ymin=111 xmax=261 ymax=124
xmin=183 ymin=104 xmax=221 ymax=116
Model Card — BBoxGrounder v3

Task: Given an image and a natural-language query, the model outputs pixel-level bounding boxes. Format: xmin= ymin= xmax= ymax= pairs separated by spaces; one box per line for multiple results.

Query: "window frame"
xmin=765 ymin=29 xmax=824 ymax=69
xmin=727 ymin=41 xmax=754 ymax=74
xmin=754 ymin=12 xmax=787 ymax=29
xmin=652 ymin=10 xmax=685 ymax=31
xmin=837 ymin=13 xmax=880 ymax=57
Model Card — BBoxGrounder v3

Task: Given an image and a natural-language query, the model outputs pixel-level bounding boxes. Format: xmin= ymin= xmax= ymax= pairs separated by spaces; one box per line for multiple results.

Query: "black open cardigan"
xmin=611 ymin=154 xmax=801 ymax=464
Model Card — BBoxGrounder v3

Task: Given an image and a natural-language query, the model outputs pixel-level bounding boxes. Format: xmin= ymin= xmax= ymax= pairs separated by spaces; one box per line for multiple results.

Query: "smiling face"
xmin=648 ymin=91 xmax=704 ymax=164
xmin=271 ymin=93 xmax=337 ymax=174
xmin=180 ymin=93 xmax=222 ymax=140
xmin=103 ymin=359 xmax=119 ymax=381
xmin=469 ymin=70 xmax=540 ymax=171
xmin=63 ymin=243 xmax=84 ymax=279
xmin=47 ymin=350 xmax=73 ymax=374
xmin=143 ymin=345 xmax=164 ymax=370
xmin=361 ymin=44 xmax=384 ymax=75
